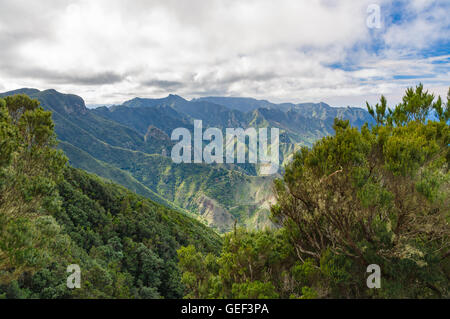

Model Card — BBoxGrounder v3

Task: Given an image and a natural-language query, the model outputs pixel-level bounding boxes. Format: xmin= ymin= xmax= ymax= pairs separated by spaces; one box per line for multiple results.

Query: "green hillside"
xmin=1 ymin=85 xmax=448 ymax=299
xmin=0 ymin=88 xmax=375 ymax=232
xmin=177 ymin=85 xmax=450 ymax=299
xmin=58 ymin=141 xmax=193 ymax=215
xmin=0 ymin=94 xmax=220 ymax=298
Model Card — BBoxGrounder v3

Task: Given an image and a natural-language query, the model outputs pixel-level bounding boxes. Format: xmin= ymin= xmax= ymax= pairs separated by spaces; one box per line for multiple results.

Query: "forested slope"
xmin=0 ymin=88 xmax=376 ymax=232
xmin=178 ymin=85 xmax=450 ymax=299
xmin=0 ymin=94 xmax=220 ymax=299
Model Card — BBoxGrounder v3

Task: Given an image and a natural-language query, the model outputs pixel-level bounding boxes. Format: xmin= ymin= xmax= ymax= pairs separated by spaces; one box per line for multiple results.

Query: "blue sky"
xmin=326 ymin=0 xmax=449 ymax=106
xmin=0 ymin=0 xmax=448 ymax=107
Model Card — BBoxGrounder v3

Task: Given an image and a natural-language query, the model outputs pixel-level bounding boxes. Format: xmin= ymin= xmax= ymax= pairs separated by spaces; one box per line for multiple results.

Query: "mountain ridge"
xmin=1 ymin=87 xmax=375 ymax=231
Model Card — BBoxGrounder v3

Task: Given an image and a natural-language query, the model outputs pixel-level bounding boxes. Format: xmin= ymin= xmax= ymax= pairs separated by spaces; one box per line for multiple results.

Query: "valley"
xmin=0 ymin=88 xmax=374 ymax=232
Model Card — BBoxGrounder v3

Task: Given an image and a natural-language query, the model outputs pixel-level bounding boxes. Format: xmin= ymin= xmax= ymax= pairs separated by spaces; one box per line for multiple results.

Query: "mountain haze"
xmin=1 ymin=88 xmax=375 ymax=231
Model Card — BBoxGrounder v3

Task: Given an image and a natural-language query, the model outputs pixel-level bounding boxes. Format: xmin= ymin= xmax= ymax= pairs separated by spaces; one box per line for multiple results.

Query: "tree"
xmin=0 ymin=98 xmax=16 ymax=167
xmin=271 ymin=85 xmax=449 ymax=298
xmin=177 ymin=86 xmax=449 ymax=299
xmin=178 ymin=229 xmax=295 ymax=299
xmin=1 ymin=94 xmax=221 ymax=298
xmin=0 ymin=95 xmax=67 ymax=284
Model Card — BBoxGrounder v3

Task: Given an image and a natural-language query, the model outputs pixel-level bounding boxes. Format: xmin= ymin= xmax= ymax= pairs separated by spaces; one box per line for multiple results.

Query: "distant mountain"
xmin=92 ymin=103 xmax=191 ymax=136
xmin=123 ymin=94 xmax=188 ymax=108
xmin=293 ymin=102 xmax=373 ymax=128
xmin=121 ymin=95 xmax=250 ymax=129
xmin=1 ymin=88 xmax=375 ymax=232
xmin=120 ymin=94 xmax=374 ymax=146
xmin=193 ymin=96 xmax=289 ymax=112
xmin=1 ymin=89 xmax=172 ymax=154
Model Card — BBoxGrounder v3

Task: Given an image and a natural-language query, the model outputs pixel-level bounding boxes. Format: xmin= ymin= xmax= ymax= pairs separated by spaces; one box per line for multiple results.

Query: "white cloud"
xmin=0 ymin=0 xmax=448 ymax=107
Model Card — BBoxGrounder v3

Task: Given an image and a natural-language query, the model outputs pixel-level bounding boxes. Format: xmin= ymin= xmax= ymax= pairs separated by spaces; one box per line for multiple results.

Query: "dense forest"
xmin=177 ymin=85 xmax=450 ymax=299
xmin=0 ymin=94 xmax=220 ymax=298
xmin=0 ymin=85 xmax=449 ymax=299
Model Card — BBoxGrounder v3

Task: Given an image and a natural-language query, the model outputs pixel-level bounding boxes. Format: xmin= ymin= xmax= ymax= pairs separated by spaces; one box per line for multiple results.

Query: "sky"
xmin=0 ymin=0 xmax=449 ymax=107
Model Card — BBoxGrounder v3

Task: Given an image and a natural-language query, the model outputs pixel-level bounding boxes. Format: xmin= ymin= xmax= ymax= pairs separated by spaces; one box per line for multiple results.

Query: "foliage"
xmin=0 ymin=95 xmax=221 ymax=298
xmin=0 ymin=95 xmax=67 ymax=284
xmin=1 ymin=88 xmax=374 ymax=232
xmin=271 ymin=84 xmax=449 ymax=298
xmin=178 ymin=229 xmax=292 ymax=298
xmin=178 ymin=85 xmax=449 ymax=299
xmin=2 ymin=85 xmax=449 ymax=299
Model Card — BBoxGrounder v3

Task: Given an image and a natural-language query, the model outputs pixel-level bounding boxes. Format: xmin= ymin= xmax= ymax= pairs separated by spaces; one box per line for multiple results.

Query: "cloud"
xmin=0 ymin=0 xmax=448 ymax=106
xmin=382 ymin=0 xmax=449 ymax=50
xmin=141 ymin=79 xmax=184 ymax=89
xmin=1 ymin=65 xmax=125 ymax=86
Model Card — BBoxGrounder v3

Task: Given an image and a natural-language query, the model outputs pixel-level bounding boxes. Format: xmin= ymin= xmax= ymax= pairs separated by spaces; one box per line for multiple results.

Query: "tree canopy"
xmin=178 ymin=85 xmax=449 ymax=298
xmin=0 ymin=95 xmax=221 ymax=298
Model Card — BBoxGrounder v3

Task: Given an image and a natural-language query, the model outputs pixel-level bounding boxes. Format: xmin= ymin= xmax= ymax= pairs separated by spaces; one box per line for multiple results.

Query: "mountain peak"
xmin=166 ymin=94 xmax=188 ymax=104
xmin=123 ymin=94 xmax=187 ymax=108
xmin=0 ymin=88 xmax=88 ymax=115
xmin=39 ymin=89 xmax=88 ymax=115
xmin=167 ymin=93 xmax=183 ymax=99
xmin=193 ymin=96 xmax=276 ymax=113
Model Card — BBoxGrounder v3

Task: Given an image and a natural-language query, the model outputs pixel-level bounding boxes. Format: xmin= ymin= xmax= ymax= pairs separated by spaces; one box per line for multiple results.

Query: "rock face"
xmin=39 ymin=89 xmax=89 ymax=115
xmin=191 ymin=176 xmax=277 ymax=232
xmin=144 ymin=125 xmax=171 ymax=143
xmin=194 ymin=194 xmax=235 ymax=233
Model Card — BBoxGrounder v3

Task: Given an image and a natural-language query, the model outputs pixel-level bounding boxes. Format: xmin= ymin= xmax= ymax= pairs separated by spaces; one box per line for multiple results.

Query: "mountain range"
xmin=0 ymin=88 xmax=374 ymax=232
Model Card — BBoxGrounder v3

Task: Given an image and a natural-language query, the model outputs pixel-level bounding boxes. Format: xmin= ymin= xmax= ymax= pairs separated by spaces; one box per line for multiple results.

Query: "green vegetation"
xmin=1 ymin=88 xmax=374 ymax=232
xmin=0 ymin=95 xmax=220 ymax=298
xmin=2 ymin=85 xmax=448 ymax=299
xmin=178 ymin=85 xmax=450 ymax=299
xmin=0 ymin=89 xmax=277 ymax=231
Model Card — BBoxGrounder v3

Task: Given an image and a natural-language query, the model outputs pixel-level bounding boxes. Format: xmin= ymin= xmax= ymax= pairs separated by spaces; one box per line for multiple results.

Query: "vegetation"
xmin=2 ymin=88 xmax=373 ymax=232
xmin=0 ymin=95 xmax=220 ymax=298
xmin=1 ymin=85 xmax=448 ymax=299
xmin=178 ymin=85 xmax=450 ymax=298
